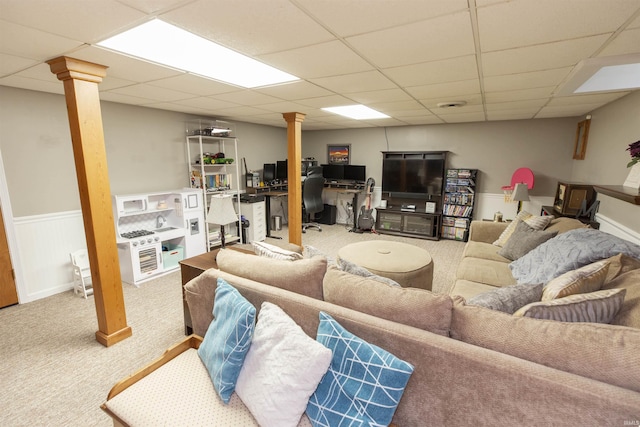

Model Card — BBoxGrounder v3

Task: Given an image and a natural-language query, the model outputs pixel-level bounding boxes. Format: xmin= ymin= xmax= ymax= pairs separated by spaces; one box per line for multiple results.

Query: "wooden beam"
xmin=48 ymin=56 xmax=132 ymax=347
xmin=282 ymin=112 xmax=305 ymax=246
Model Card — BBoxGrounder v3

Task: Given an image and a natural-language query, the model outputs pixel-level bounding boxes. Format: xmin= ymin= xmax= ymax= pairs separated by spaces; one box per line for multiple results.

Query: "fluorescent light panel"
xmin=97 ymin=19 xmax=298 ymax=88
xmin=322 ymin=105 xmax=389 ymax=120
xmin=556 ymin=53 xmax=640 ymax=96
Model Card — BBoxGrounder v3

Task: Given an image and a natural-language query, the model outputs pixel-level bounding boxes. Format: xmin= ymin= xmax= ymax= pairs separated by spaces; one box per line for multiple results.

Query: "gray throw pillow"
xmin=498 ymin=220 xmax=557 ymax=261
xmin=467 ymin=282 xmax=543 ymax=314
xmin=337 ymin=258 xmax=401 ymax=287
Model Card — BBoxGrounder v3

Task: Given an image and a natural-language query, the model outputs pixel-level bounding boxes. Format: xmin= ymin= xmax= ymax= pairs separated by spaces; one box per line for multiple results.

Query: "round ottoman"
xmin=337 ymin=241 xmax=433 ymax=290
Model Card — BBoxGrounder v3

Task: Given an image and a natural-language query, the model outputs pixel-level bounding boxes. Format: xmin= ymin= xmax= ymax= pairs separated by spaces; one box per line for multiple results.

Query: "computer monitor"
xmin=344 ymin=165 xmax=366 ymax=182
xmin=276 ymin=160 xmax=288 ymax=181
xmin=321 ymin=164 xmax=344 ymax=181
xmin=263 ymin=163 xmax=276 ymax=183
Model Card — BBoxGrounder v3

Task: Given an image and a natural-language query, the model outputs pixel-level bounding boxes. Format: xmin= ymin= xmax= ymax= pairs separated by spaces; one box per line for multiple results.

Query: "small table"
xmin=179 ymin=247 xmax=253 ymax=334
xmin=337 ymin=241 xmax=434 ymax=290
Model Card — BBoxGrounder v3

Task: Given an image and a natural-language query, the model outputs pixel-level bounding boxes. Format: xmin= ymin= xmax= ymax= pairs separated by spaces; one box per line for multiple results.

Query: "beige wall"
xmin=0 ymin=86 xmax=287 ymax=217
xmin=302 ymin=118 xmax=577 ymax=197
xmin=570 ymin=91 xmax=640 ymax=230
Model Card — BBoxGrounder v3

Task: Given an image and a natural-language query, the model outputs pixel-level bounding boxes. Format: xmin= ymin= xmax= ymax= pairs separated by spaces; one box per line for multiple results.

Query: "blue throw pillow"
xmin=198 ymin=278 xmax=256 ymax=404
xmin=307 ymin=312 xmax=414 ymax=426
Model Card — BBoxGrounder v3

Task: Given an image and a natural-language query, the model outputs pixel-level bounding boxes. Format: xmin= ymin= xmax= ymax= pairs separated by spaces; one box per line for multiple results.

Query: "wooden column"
xmin=282 ymin=112 xmax=305 ymax=246
xmin=48 ymin=56 xmax=132 ymax=347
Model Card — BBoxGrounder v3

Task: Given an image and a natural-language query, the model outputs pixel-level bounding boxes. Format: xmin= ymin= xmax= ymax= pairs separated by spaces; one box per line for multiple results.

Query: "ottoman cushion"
xmin=338 ymin=241 xmax=433 ymax=290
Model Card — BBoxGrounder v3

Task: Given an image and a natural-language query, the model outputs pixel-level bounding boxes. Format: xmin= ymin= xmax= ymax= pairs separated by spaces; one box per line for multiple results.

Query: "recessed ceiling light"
xmin=322 ymin=105 xmax=389 ymax=120
xmin=96 ymin=19 xmax=299 ymax=88
xmin=556 ymin=53 xmax=640 ymax=96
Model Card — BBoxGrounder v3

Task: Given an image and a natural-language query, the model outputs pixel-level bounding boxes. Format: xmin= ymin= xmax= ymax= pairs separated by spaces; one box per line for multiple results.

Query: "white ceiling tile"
xmin=399 ymin=115 xmax=445 ymax=125
xmin=251 ymin=101 xmax=314 ymax=114
xmin=405 ymin=79 xmax=481 ymax=99
xmin=347 ymin=11 xmax=475 ymax=68
xmin=486 ymin=111 xmax=537 ymax=121
xmin=296 ymin=95 xmax=357 ymax=109
xmin=483 ymin=68 xmax=572 ymax=92
xmin=107 ymin=83 xmax=195 ymax=102
xmin=0 ymin=20 xmax=84 ymax=60
xmin=146 ymin=74 xmax=241 ymax=96
xmin=478 ymin=0 xmax=640 ymax=52
xmin=296 ymin=0 xmax=468 ymax=37
xmin=482 ymin=35 xmax=610 ymax=76
xmin=310 ymin=70 xmax=397 ymax=94
xmin=438 ymin=112 xmax=487 ymax=123
xmin=485 ymin=99 xmax=548 ymax=111
xmin=598 ymin=27 xmax=640 ymax=57
xmin=116 ymin=0 xmax=195 ymax=15
xmin=0 ymin=0 xmax=146 ymax=43
xmin=0 ymin=54 xmax=39 ymax=77
xmin=211 ymin=90 xmax=284 ymax=106
xmin=257 ymin=40 xmax=374 ymax=80
xmin=536 ymin=103 xmax=606 ymax=118
xmin=548 ymin=92 xmax=630 ymax=105
xmin=485 ymin=87 xmax=554 ymax=103
xmin=384 ymin=55 xmax=479 ymax=87
xmin=173 ymin=97 xmax=241 ymax=111
xmin=347 ymin=89 xmax=414 ymax=105
xmin=99 ymin=91 xmax=150 ymax=105
xmin=161 ymin=0 xmax=333 ymax=56
xmin=368 ymin=100 xmax=424 ymax=112
xmin=256 ymin=81 xmax=334 ymax=101
xmin=0 ymin=74 xmax=64 ymax=95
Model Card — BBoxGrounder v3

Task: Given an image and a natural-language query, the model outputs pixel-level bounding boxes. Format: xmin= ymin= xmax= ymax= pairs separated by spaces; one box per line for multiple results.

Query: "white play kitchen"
xmin=112 ymin=188 xmax=207 ymax=285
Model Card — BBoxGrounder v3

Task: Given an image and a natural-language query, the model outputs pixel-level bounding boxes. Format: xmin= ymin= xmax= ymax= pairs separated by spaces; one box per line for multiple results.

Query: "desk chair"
xmin=302 ymin=171 xmax=324 ymax=233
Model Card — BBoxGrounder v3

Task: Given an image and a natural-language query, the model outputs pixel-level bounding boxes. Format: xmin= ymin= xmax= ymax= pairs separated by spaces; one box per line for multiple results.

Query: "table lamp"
xmin=207 ymin=194 xmax=237 ymax=248
xmin=512 ymin=183 xmax=530 ymax=213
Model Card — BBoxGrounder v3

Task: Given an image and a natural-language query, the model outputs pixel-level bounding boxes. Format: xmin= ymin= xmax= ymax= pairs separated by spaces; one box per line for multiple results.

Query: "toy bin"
xmin=162 ymin=244 xmax=184 ymax=270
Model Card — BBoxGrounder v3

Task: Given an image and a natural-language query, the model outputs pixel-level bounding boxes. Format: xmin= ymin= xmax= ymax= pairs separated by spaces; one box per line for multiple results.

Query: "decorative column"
xmin=48 ymin=56 xmax=132 ymax=347
xmin=282 ymin=112 xmax=305 ymax=246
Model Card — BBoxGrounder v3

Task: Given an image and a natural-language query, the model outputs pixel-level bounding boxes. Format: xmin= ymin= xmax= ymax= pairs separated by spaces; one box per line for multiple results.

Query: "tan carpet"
xmin=0 ymin=224 xmax=464 ymax=426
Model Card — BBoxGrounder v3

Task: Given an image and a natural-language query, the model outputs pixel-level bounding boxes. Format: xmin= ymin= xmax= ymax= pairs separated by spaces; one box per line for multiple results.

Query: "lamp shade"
xmin=512 ymin=183 xmax=530 ymax=202
xmin=207 ymin=194 xmax=237 ymax=225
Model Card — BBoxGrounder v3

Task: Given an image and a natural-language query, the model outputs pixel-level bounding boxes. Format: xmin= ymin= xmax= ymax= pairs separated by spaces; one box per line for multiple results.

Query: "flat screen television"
xmin=321 ymin=164 xmax=344 ymax=181
xmin=276 ymin=160 xmax=287 ymax=181
xmin=343 ymin=165 xmax=366 ymax=182
xmin=263 ymin=163 xmax=276 ymax=183
xmin=382 ymin=154 xmax=445 ymax=199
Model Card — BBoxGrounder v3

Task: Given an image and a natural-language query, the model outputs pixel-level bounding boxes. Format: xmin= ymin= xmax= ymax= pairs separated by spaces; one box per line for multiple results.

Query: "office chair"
xmin=302 ymin=170 xmax=324 ymax=233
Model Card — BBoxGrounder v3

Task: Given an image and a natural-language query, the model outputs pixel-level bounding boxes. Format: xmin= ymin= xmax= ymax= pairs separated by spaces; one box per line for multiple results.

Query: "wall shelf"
xmin=594 ymin=185 xmax=640 ymax=205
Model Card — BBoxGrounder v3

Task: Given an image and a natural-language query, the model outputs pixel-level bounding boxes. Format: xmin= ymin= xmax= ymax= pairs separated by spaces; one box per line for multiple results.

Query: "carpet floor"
xmin=0 ymin=224 xmax=464 ymax=426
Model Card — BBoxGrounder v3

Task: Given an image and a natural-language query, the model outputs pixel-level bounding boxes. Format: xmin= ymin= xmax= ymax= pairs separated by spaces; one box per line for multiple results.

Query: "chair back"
xmin=303 ymin=174 xmax=325 ymax=215
xmin=70 ymin=249 xmax=90 ymax=270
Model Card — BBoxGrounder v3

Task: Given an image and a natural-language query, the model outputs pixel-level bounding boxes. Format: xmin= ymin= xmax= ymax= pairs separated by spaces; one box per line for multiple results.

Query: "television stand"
xmin=375 ymin=207 xmax=441 ymax=240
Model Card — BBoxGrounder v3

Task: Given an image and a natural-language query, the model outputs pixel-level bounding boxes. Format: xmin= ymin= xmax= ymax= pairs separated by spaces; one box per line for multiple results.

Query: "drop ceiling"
xmin=1 ymin=0 xmax=639 ymax=130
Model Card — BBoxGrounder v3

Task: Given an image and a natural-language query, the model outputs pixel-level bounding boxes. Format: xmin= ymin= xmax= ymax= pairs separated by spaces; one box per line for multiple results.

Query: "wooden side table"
xmin=179 ymin=247 xmax=254 ymax=334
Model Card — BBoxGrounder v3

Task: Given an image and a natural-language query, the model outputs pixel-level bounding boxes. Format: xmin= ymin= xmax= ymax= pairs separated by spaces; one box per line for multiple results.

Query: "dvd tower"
xmin=441 ymin=169 xmax=478 ymax=241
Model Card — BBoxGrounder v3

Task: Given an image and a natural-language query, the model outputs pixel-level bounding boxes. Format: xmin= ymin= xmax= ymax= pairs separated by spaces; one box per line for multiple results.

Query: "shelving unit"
xmin=441 ymin=169 xmax=477 ymax=242
xmin=186 ymin=120 xmax=242 ymax=250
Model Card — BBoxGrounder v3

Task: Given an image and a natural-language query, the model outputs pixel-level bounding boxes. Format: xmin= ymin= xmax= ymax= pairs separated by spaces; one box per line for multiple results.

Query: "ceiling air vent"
xmin=437 ymin=101 xmax=467 ymax=109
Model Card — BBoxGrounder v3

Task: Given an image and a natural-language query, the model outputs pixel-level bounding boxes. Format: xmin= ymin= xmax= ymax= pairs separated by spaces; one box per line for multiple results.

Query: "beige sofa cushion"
xmin=462 ymin=241 xmax=511 ymax=263
xmin=544 ymin=216 xmax=590 ymax=234
xmin=603 ymin=268 xmax=640 ymax=329
xmin=450 ymin=280 xmax=497 ymax=300
xmin=216 ymin=249 xmax=326 ymax=300
xmin=450 ymin=296 xmax=640 ymax=393
xmin=456 ymin=257 xmax=517 ymax=288
xmin=322 ymin=265 xmax=453 ymax=336
xmin=542 ymin=260 xmax=610 ymax=300
xmin=604 ymin=253 xmax=640 ymax=283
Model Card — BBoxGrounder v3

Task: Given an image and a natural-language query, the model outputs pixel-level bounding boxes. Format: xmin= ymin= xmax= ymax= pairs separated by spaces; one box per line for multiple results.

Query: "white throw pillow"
xmin=235 ymin=302 xmax=332 ymax=427
xmin=252 ymin=241 xmax=303 ymax=261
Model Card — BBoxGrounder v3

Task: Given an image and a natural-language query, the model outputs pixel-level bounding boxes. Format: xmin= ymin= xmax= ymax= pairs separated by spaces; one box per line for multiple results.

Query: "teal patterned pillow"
xmin=198 ymin=278 xmax=256 ymax=404
xmin=307 ymin=312 xmax=414 ymax=426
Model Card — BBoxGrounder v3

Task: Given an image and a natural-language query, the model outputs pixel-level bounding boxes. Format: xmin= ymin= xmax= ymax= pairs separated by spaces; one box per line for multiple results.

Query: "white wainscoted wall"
xmin=13 ymin=211 xmax=87 ymax=303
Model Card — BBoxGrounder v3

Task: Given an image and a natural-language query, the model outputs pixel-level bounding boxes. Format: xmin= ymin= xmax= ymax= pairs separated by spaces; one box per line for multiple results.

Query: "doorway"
xmin=0 ymin=203 xmax=19 ymax=308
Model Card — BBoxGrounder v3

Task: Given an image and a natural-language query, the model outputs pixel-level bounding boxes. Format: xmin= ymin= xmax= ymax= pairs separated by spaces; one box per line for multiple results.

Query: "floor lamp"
xmin=207 ymin=194 xmax=238 ymax=248
xmin=512 ymin=183 xmax=530 ymax=214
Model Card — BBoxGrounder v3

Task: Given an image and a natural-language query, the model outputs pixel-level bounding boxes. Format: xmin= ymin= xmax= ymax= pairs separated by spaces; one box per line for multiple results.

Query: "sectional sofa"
xmin=102 ymin=242 xmax=640 ymax=426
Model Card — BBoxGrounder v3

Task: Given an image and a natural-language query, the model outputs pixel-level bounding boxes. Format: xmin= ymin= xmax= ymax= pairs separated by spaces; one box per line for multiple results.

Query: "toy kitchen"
xmin=112 ymin=188 xmax=207 ymax=286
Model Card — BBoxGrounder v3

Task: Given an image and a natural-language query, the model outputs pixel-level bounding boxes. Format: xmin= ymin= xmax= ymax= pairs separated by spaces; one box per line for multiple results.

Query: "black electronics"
xmin=301 ymin=159 xmax=317 ymax=176
xmin=276 ymin=160 xmax=288 ymax=181
xmin=263 ymin=163 xmax=276 ymax=183
xmin=344 ymin=165 xmax=366 ymax=182
xmin=382 ymin=152 xmax=446 ymax=199
xmin=239 ymin=194 xmax=265 ymax=203
xmin=321 ymin=164 xmax=344 ymax=181
xmin=317 ymin=204 xmax=337 ymax=225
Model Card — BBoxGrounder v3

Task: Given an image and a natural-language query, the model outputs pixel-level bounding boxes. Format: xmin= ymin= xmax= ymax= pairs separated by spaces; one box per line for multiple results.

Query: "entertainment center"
xmin=376 ymin=151 xmax=447 ymax=240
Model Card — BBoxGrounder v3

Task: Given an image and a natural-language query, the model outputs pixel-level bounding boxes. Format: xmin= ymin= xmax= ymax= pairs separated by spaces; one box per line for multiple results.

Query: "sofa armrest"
xmin=468 ymin=220 xmax=509 ymax=244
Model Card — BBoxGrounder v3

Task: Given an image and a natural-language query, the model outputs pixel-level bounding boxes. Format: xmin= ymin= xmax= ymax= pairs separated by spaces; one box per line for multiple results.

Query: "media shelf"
xmin=376 ymin=207 xmax=441 ymax=240
xmin=441 ymin=169 xmax=477 ymax=242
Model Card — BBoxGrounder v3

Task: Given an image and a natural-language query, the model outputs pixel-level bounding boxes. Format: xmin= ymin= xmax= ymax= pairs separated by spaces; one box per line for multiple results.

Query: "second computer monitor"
xmin=263 ymin=163 xmax=276 ymax=183
xmin=276 ymin=160 xmax=287 ymax=181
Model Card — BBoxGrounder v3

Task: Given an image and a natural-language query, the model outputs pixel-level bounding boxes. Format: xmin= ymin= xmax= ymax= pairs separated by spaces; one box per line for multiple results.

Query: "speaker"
xmin=317 ymin=204 xmax=337 ymax=225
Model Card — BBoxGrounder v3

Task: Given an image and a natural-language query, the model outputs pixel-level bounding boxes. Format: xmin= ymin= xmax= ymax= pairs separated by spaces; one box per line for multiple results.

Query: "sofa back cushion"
xmin=216 ymin=248 xmax=326 ymax=300
xmin=322 ymin=265 xmax=453 ymax=336
xmin=449 ymin=296 xmax=640 ymax=392
xmin=602 ymin=268 xmax=640 ymax=329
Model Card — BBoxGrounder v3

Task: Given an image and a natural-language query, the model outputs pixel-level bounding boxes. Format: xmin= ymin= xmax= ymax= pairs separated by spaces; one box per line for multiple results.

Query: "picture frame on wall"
xmin=327 ymin=144 xmax=350 ymax=165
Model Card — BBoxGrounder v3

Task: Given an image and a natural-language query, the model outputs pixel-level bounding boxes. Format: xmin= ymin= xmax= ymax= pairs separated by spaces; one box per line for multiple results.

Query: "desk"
xmin=263 ymin=190 xmax=288 ymax=239
xmin=322 ymin=186 xmax=363 ymax=231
